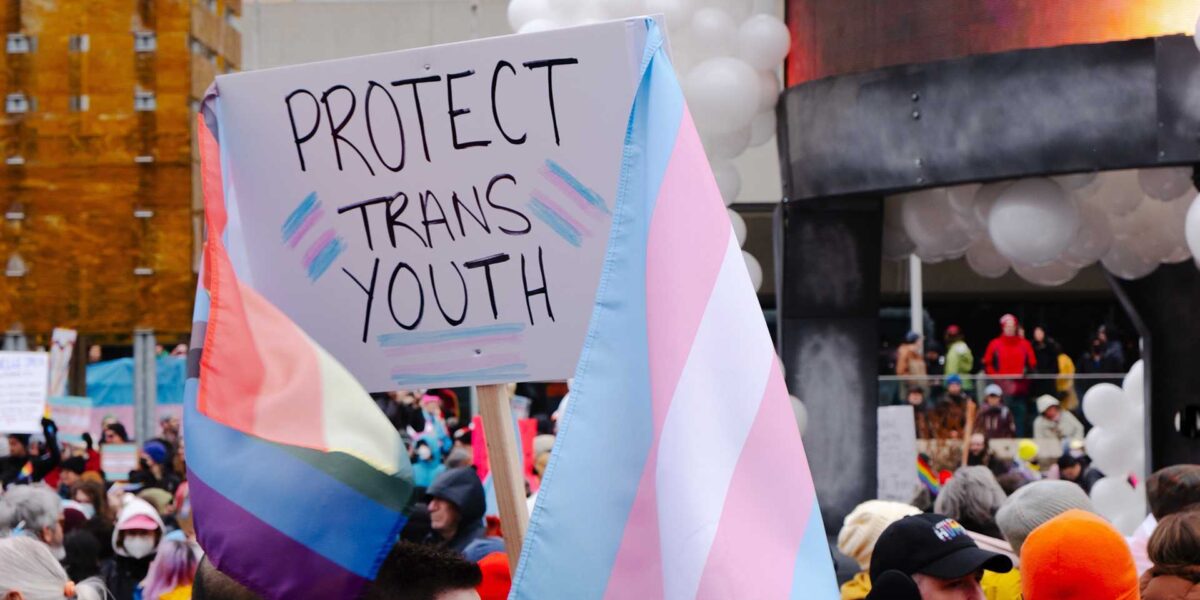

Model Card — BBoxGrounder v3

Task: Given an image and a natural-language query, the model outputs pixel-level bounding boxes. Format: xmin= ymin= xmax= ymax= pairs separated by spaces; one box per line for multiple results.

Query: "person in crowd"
xmin=362 ymin=542 xmax=483 ymax=600
xmin=995 ymin=472 xmax=1030 ymax=497
xmin=63 ymin=530 xmax=104 ymax=584
xmin=103 ymin=422 xmax=130 ymax=445
xmin=1096 ymin=324 xmax=1127 ymax=371
xmin=1055 ymin=345 xmax=1078 ymax=411
xmin=1020 ymin=509 xmax=1139 ymax=599
xmin=88 ymin=344 xmax=103 ymax=364
xmin=130 ymin=440 xmax=181 ymax=494
xmin=929 ymin=375 xmax=972 ymax=439
xmin=973 ymin=384 xmax=1016 ymax=439
xmin=192 ymin=557 xmax=261 ymax=600
xmin=836 ymin=500 xmax=922 ymax=599
xmin=1055 ymin=454 xmax=1103 ymax=494
xmin=906 ymin=387 xmax=935 ymax=439
xmin=941 ymin=375 xmax=972 ymax=406
xmin=995 ymin=480 xmax=1095 ymax=555
xmin=982 ymin=314 xmax=1037 ymax=437
xmin=1031 ymin=395 xmax=1084 ymax=444
xmin=372 ymin=390 xmax=427 ymax=447
xmin=413 ymin=439 xmax=447 ymax=491
xmin=965 ymin=433 xmax=1008 ymax=477
xmin=0 ymin=536 xmax=107 ymax=600
xmin=415 ymin=395 xmax=455 ymax=462
xmin=896 ymin=331 xmax=927 ymax=387
xmin=865 ymin=513 xmax=1014 ymax=600
xmin=1029 ymin=327 xmax=1061 ymax=401
xmin=1076 ymin=336 xmax=1123 ymax=398
xmin=158 ymin=417 xmax=181 ymax=450
xmin=933 ymin=467 xmax=1020 ymax=599
xmin=1010 ymin=440 xmax=1042 ymax=481
xmin=1 ymin=418 xmax=62 ymax=486
xmin=0 ymin=485 xmax=65 ymax=559
xmin=102 ymin=496 xmax=166 ymax=600
xmin=1140 ymin=506 xmax=1200 ymax=599
xmin=925 ymin=342 xmax=946 ymax=400
xmin=171 ymin=438 xmax=186 ymax=483
xmin=1131 ymin=465 xmax=1200 ymax=575
xmin=943 ymin=325 xmax=974 ymax=393
xmin=138 ymin=538 xmax=198 ymax=600
xmin=71 ymin=480 xmax=115 ymax=560
xmin=424 ymin=467 xmax=488 ymax=556
xmin=57 ymin=456 xmax=87 ymax=499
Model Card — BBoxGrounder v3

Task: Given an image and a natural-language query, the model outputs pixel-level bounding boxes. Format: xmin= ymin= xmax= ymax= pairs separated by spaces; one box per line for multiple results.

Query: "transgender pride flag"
xmin=184 ymin=113 xmax=414 ymax=599
xmin=511 ymin=22 xmax=838 ymax=599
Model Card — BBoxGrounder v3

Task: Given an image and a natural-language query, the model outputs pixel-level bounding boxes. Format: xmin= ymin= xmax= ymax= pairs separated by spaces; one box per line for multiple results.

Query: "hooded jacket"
xmin=102 ymin=496 xmax=165 ymax=600
xmin=975 ymin=403 xmax=1016 ymax=439
xmin=424 ymin=467 xmax=487 ymax=555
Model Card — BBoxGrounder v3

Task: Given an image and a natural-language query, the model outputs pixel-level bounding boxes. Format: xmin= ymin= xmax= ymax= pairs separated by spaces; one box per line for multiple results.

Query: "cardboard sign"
xmin=101 ymin=443 xmax=139 ymax=482
xmin=47 ymin=328 xmax=77 ymax=398
xmin=0 ymin=351 xmax=49 ymax=433
xmin=48 ymin=396 xmax=93 ymax=444
xmin=210 ymin=19 xmax=653 ymax=390
xmin=877 ymin=405 xmax=919 ymax=503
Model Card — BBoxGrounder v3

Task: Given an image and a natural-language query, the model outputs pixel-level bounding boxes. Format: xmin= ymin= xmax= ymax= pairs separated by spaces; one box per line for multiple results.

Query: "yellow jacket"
xmin=159 ymin=585 xmax=194 ymax=600
xmin=840 ymin=571 xmax=871 ymax=600
xmin=983 ymin=567 xmax=1023 ymax=600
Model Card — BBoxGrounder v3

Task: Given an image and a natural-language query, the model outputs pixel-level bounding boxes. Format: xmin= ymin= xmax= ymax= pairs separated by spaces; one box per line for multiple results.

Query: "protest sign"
xmin=101 ymin=443 xmax=138 ymax=481
xmin=48 ymin=396 xmax=93 ymax=444
xmin=0 ymin=351 xmax=49 ymax=433
xmin=209 ymin=19 xmax=651 ymax=390
xmin=877 ymin=405 xmax=919 ymax=502
xmin=47 ymin=328 xmax=77 ymax=398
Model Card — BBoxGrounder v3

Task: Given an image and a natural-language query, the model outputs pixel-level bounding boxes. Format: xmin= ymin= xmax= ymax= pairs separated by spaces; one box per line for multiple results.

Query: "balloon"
xmin=685 ymin=57 xmax=761 ymax=135
xmin=899 ymin=188 xmax=973 ymax=257
xmin=1093 ymin=170 xmax=1144 ymax=216
xmin=1061 ymin=202 xmax=1113 ymax=268
xmin=1138 ymin=167 xmax=1194 ymax=201
xmin=702 ymin=126 xmax=751 ymax=160
xmin=973 ymin=181 xmax=1012 ymax=230
xmin=712 ymin=160 xmax=740 ymax=206
xmin=965 ymin=237 xmax=1011 ymax=278
xmin=988 ymin=178 xmax=1080 ymax=266
xmin=1018 ymin=439 xmax=1039 ymax=462
xmin=1055 ymin=171 xmax=1098 ymax=191
xmin=756 ymin=69 xmax=781 ymax=113
xmin=518 ymin=18 xmax=559 ymax=33
xmin=1086 ymin=428 xmax=1139 ymax=478
xmin=748 ymin=111 xmax=775 ymax=147
xmin=728 ymin=209 xmax=747 ymax=246
xmin=1090 ymin=476 xmax=1139 ymax=522
xmin=882 ymin=223 xmax=915 ymax=261
xmin=947 ymin=184 xmax=982 ymax=218
xmin=508 ymin=0 xmax=552 ymax=30
xmin=1164 ymin=245 xmax=1193 ymax=264
xmin=1014 ymin=260 xmax=1078 ymax=287
xmin=743 ymin=250 xmax=763 ymax=291
xmin=1082 ymin=383 xmax=1129 ymax=429
xmin=596 ymin=0 xmax=646 ymax=18
xmin=690 ymin=8 xmax=739 ymax=59
xmin=707 ymin=0 xmax=752 ymax=22
xmin=1113 ymin=200 xmax=1174 ymax=263
xmin=1102 ymin=242 xmax=1158 ymax=280
xmin=646 ymin=0 xmax=694 ymax=30
xmin=1186 ymin=193 xmax=1200 ymax=266
xmin=737 ymin=14 xmax=791 ymax=70
xmin=1123 ymin=360 xmax=1145 ymax=408
xmin=789 ymin=394 xmax=807 ymax=435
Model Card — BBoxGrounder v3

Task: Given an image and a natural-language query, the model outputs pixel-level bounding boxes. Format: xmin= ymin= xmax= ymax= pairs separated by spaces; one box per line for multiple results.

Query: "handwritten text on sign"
xmin=213 ymin=20 xmax=650 ymax=390
xmin=0 ymin=352 xmax=49 ymax=434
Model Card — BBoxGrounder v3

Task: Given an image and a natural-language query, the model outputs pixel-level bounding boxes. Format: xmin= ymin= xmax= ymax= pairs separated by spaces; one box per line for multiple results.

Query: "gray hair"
xmin=0 ymin=536 xmax=106 ymax=600
xmin=933 ymin=466 xmax=1008 ymax=538
xmin=0 ymin=485 xmax=61 ymax=535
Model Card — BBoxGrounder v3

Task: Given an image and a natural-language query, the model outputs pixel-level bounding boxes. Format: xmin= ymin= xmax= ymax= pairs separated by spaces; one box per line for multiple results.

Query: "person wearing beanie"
xmin=933 ymin=467 xmax=1021 ymax=600
xmin=1020 ymin=509 xmax=1139 ymax=600
xmin=1140 ymin=507 xmax=1200 ymax=599
xmin=58 ymin=455 xmax=88 ymax=499
xmin=836 ymin=500 xmax=922 ymax=599
xmin=943 ymin=325 xmax=974 ymax=393
xmin=982 ymin=314 xmax=1037 ymax=436
xmin=866 ymin=513 xmax=1013 ymax=600
xmin=973 ymin=384 xmax=1016 ymax=440
xmin=1031 ymin=394 xmax=1084 ymax=444
xmin=995 ymin=480 xmax=1095 ymax=555
xmin=130 ymin=439 xmax=181 ymax=493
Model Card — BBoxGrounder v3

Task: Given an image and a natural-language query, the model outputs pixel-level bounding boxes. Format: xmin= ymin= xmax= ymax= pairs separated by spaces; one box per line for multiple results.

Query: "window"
xmin=134 ymin=31 xmax=156 ymax=52
xmin=69 ymin=95 xmax=89 ymax=111
xmin=6 ymin=34 xmax=31 ymax=54
xmin=68 ymin=34 xmax=89 ymax=52
xmin=6 ymin=94 xmax=29 ymax=114
xmin=134 ymin=90 xmax=156 ymax=112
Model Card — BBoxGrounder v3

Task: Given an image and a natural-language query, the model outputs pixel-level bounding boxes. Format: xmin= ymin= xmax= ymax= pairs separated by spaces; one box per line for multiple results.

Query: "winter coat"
xmin=0 ymin=419 xmax=62 ymax=485
xmin=983 ymin=335 xmax=1036 ymax=396
xmin=413 ymin=459 xmax=446 ymax=490
xmin=423 ymin=467 xmax=487 ymax=555
xmin=1141 ymin=565 xmax=1200 ymax=600
xmin=944 ymin=340 xmax=975 ymax=390
xmin=896 ymin=342 xmax=926 ymax=378
xmin=975 ymin=404 xmax=1016 ymax=439
xmin=102 ymin=497 xmax=166 ymax=600
xmin=1033 ymin=410 xmax=1085 ymax=444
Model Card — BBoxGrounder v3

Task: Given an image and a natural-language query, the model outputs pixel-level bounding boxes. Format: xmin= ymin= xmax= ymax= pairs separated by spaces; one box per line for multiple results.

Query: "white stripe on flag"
xmin=654 ymin=233 xmax=775 ymax=600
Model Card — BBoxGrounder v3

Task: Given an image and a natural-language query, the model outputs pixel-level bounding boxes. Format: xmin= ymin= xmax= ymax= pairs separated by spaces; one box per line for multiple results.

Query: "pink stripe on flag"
xmin=391 ymin=353 xmax=523 ymax=376
xmin=603 ymin=106 xmax=733 ymax=598
xmin=383 ymin=335 xmax=521 ymax=357
xmin=695 ymin=370 xmax=816 ymax=599
xmin=531 ymin=189 xmax=593 ymax=236
xmin=288 ymin=207 xmax=325 ymax=248
xmin=541 ymin=166 xmax=606 ymax=219
xmin=303 ymin=229 xmax=337 ymax=267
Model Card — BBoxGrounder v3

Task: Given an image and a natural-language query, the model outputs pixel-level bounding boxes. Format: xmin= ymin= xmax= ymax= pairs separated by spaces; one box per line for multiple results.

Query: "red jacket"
xmin=983 ymin=335 xmax=1036 ymax=376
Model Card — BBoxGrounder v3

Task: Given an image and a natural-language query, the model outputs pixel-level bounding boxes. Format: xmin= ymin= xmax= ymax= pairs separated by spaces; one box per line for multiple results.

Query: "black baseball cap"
xmin=870 ymin=513 xmax=1013 ymax=582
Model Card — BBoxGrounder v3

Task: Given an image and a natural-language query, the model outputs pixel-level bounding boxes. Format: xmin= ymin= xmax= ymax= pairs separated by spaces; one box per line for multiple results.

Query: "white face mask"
xmin=123 ymin=536 xmax=156 ymax=559
xmin=78 ymin=504 xmax=96 ymax=520
xmin=417 ymin=446 xmax=433 ymax=461
xmin=51 ymin=544 xmax=66 ymax=561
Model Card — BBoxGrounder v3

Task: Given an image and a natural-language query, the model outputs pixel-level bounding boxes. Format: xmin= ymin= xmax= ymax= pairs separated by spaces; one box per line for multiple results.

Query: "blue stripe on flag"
xmin=511 ymin=19 xmax=684 ymax=599
xmin=790 ymin=503 xmax=841 ymax=599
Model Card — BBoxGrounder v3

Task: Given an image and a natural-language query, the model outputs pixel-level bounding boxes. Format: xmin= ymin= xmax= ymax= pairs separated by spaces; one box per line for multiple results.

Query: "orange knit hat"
xmin=475 ymin=551 xmax=511 ymax=600
xmin=1020 ymin=509 xmax=1139 ymax=600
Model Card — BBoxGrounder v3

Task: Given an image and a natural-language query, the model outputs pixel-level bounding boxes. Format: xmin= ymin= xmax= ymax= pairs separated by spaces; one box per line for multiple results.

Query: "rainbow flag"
xmin=511 ymin=21 xmax=838 ymax=599
xmin=184 ymin=113 xmax=414 ymax=599
xmin=917 ymin=455 xmax=941 ymax=495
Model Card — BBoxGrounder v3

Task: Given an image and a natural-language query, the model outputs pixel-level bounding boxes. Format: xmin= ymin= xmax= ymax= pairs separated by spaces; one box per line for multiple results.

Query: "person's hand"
xmin=866 ymin=570 xmax=921 ymax=600
xmin=41 ymin=417 xmax=57 ymax=436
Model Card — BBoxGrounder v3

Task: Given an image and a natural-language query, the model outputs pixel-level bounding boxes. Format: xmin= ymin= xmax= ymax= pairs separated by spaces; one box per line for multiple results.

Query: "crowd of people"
xmin=837 ymin=464 xmax=1200 ymax=600
xmin=0 ymin=383 xmax=565 ymax=600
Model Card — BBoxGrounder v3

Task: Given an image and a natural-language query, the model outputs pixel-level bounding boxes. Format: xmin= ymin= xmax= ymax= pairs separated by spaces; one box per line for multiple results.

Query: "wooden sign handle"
xmin=476 ymin=384 xmax=529 ymax=572
xmin=961 ymin=399 xmax=977 ymax=468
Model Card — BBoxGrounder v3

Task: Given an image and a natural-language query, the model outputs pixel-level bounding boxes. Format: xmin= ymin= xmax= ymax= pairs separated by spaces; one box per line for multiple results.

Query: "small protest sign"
xmin=0 ymin=351 xmax=49 ymax=433
xmin=101 ymin=443 xmax=139 ymax=482
xmin=48 ymin=396 xmax=93 ymax=444
xmin=877 ymin=405 xmax=919 ymax=503
xmin=47 ymin=328 xmax=77 ymax=398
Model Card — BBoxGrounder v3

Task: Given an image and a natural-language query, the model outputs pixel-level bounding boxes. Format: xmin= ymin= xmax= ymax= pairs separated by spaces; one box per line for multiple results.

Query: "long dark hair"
xmin=1149 ymin=506 xmax=1200 ymax=569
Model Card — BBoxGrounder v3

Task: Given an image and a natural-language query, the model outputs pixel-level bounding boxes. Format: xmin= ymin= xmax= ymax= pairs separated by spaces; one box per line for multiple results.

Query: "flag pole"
xmin=476 ymin=383 xmax=529 ymax=571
